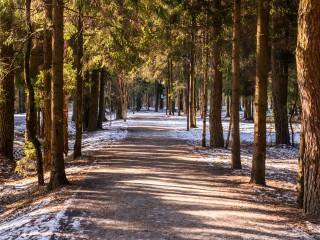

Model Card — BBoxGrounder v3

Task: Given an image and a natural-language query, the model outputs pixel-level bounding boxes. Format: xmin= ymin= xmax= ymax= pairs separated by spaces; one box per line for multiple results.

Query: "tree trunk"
xmin=63 ymin=94 xmax=68 ymax=156
xmin=271 ymin=49 xmax=290 ymax=145
xmin=202 ymin=14 xmax=208 ymax=147
xmin=225 ymin=96 xmax=230 ymax=117
xmin=0 ymin=3 xmax=15 ymax=161
xmin=165 ymin=62 xmax=169 ymax=115
xmin=98 ymin=70 xmax=106 ymax=129
xmin=297 ymin=122 xmax=304 ymax=209
xmin=25 ymin=0 xmax=44 ymax=185
xmin=83 ymin=72 xmax=91 ymax=129
xmin=117 ymin=77 xmax=128 ymax=121
xmin=209 ymin=0 xmax=224 ymax=148
xmin=244 ymin=96 xmax=252 ymax=120
xmin=190 ymin=15 xmax=196 ymax=127
xmin=25 ymin=37 xmax=42 ymax=142
xmin=48 ymin=0 xmax=68 ymax=190
xmin=88 ymin=70 xmax=99 ymax=131
xmin=296 ymin=0 xmax=320 ymax=215
xmin=154 ymin=81 xmax=159 ymax=112
xmin=170 ymin=59 xmax=175 ymax=115
xmin=73 ymin=7 xmax=84 ymax=158
xmin=183 ymin=60 xmax=188 ymax=116
xmin=19 ymin=87 xmax=26 ymax=113
xmin=43 ymin=0 xmax=52 ymax=169
xmin=231 ymin=0 xmax=242 ymax=169
xmin=271 ymin=5 xmax=290 ymax=145
xmin=37 ymin=104 xmax=41 ymax=137
xmin=250 ymin=0 xmax=269 ymax=185
xmin=168 ymin=58 xmax=171 ymax=115
xmin=116 ymin=97 xmax=123 ymax=120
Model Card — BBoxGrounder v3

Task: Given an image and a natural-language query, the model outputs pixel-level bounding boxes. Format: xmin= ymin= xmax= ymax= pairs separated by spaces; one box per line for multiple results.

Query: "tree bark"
xmin=88 ymin=70 xmax=99 ymax=131
xmin=154 ymin=81 xmax=159 ymax=112
xmin=19 ymin=87 xmax=26 ymax=113
xmin=83 ymin=72 xmax=91 ymax=129
xmin=73 ymin=7 xmax=84 ymax=158
xmin=225 ymin=96 xmax=230 ymax=117
xmin=48 ymin=0 xmax=68 ymax=190
xmin=231 ymin=0 xmax=242 ymax=169
xmin=297 ymin=122 xmax=304 ymax=209
xmin=271 ymin=48 xmax=290 ymax=145
xmin=296 ymin=0 xmax=320 ymax=215
xmin=0 ymin=3 xmax=15 ymax=161
xmin=190 ymin=15 xmax=196 ymax=127
xmin=271 ymin=4 xmax=291 ymax=145
xmin=117 ymin=76 xmax=128 ymax=121
xmin=167 ymin=58 xmax=172 ymax=115
xmin=63 ymin=94 xmax=68 ymax=156
xmin=98 ymin=70 xmax=106 ymax=129
xmin=250 ymin=0 xmax=269 ymax=185
xmin=202 ymin=14 xmax=208 ymax=147
xmin=209 ymin=0 xmax=224 ymax=148
xmin=25 ymin=0 xmax=44 ymax=185
xmin=170 ymin=59 xmax=175 ymax=115
xmin=244 ymin=96 xmax=252 ymax=120
xmin=43 ymin=0 xmax=52 ymax=169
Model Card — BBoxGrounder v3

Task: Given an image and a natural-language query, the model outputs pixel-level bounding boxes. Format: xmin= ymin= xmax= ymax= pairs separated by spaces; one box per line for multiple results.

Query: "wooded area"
xmin=0 ymin=0 xmax=319 ymax=237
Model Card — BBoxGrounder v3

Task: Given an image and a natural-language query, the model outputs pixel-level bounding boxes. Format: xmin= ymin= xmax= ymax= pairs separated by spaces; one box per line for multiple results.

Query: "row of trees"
xmin=0 ymin=0 xmax=319 ymax=214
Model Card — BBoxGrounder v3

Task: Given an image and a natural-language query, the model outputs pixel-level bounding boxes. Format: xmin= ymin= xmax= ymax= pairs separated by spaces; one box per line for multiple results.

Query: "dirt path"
xmin=57 ymin=115 xmax=311 ymax=240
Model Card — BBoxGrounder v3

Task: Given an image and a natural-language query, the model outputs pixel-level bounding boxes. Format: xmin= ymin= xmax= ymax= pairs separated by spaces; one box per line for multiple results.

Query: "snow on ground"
xmin=152 ymin=109 xmax=300 ymax=204
xmin=1 ymin=108 xmax=316 ymax=239
xmin=0 ymin=112 xmax=128 ymax=240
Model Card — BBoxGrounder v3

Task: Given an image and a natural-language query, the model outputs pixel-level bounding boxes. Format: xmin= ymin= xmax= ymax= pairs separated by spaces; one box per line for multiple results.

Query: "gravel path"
xmin=57 ymin=115 xmax=311 ymax=240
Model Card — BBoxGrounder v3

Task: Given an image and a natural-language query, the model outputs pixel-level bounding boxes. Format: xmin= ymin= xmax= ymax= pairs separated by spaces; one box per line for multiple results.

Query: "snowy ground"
xmin=1 ymin=108 xmax=318 ymax=239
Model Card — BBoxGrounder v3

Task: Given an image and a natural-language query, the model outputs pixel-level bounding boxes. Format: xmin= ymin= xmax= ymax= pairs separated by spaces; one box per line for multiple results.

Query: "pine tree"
xmin=0 ymin=1 xmax=15 ymax=161
xmin=73 ymin=2 xmax=84 ymax=158
xmin=209 ymin=0 xmax=224 ymax=148
xmin=25 ymin=0 xmax=44 ymax=185
xmin=250 ymin=0 xmax=270 ymax=185
xmin=296 ymin=0 xmax=320 ymax=215
xmin=43 ymin=0 xmax=53 ymax=169
xmin=231 ymin=0 xmax=241 ymax=169
xmin=48 ymin=0 xmax=68 ymax=189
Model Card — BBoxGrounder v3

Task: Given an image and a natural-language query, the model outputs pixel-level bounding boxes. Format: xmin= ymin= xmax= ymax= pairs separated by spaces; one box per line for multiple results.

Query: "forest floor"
xmin=0 ymin=110 xmax=319 ymax=239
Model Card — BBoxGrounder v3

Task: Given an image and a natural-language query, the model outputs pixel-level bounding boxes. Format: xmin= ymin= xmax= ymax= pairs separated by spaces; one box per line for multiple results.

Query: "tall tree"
xmin=231 ymin=0 xmax=241 ymax=169
xmin=296 ymin=0 xmax=320 ymax=215
xmin=43 ymin=0 xmax=53 ymax=169
xmin=250 ymin=0 xmax=270 ymax=185
xmin=88 ymin=70 xmax=99 ymax=131
xmin=98 ymin=69 xmax=106 ymax=129
xmin=25 ymin=0 xmax=44 ymax=185
xmin=73 ymin=2 xmax=84 ymax=158
xmin=201 ymin=13 xmax=209 ymax=147
xmin=190 ymin=12 xmax=196 ymax=128
xmin=209 ymin=0 xmax=224 ymax=148
xmin=73 ymin=1 xmax=84 ymax=158
xmin=271 ymin=0 xmax=297 ymax=145
xmin=0 ymin=1 xmax=15 ymax=160
xmin=48 ymin=0 xmax=68 ymax=189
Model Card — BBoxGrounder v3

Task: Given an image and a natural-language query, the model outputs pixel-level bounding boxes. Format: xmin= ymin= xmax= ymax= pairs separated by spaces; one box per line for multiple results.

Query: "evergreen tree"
xmin=48 ymin=0 xmax=68 ymax=190
xmin=296 ymin=0 xmax=320 ymax=215
xmin=250 ymin=0 xmax=270 ymax=185
xmin=0 ymin=1 xmax=15 ymax=161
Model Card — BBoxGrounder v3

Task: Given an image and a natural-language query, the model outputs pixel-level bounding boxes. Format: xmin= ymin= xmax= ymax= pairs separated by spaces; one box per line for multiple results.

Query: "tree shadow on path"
xmin=58 ymin=116 xmax=308 ymax=240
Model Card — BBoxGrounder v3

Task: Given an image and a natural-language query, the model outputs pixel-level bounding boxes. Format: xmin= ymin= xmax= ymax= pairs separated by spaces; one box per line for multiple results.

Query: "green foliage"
xmin=0 ymin=0 xmax=14 ymax=24
xmin=64 ymin=61 xmax=77 ymax=94
xmin=15 ymin=141 xmax=37 ymax=177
